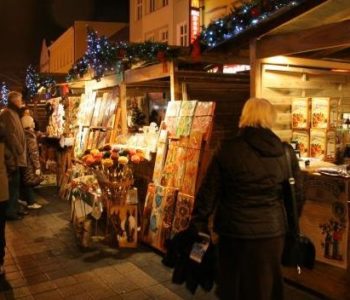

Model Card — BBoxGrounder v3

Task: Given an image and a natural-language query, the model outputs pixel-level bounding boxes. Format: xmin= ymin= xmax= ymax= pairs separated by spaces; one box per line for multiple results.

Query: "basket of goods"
xmin=81 ymin=145 xmax=145 ymax=206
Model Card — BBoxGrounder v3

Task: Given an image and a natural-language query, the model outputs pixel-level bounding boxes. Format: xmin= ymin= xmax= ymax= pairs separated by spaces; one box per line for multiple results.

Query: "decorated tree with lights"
xmin=86 ymin=29 xmax=116 ymax=80
xmin=25 ymin=65 xmax=40 ymax=100
xmin=0 ymin=82 xmax=9 ymax=106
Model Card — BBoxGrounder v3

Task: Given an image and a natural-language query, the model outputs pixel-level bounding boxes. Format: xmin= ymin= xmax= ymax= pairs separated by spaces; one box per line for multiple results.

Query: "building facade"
xmin=40 ymin=21 xmax=127 ymax=74
xmin=130 ymin=0 xmax=200 ymax=46
xmin=129 ymin=0 xmax=246 ymax=46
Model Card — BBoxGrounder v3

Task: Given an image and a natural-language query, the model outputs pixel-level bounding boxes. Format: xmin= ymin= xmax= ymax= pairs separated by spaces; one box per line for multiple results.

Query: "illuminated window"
xmin=178 ymin=22 xmax=188 ymax=46
xmin=160 ymin=30 xmax=168 ymax=43
xmin=191 ymin=0 xmax=199 ymax=8
xmin=136 ymin=0 xmax=143 ymax=20
xmin=162 ymin=0 xmax=169 ymax=6
xmin=150 ymin=0 xmax=156 ymax=12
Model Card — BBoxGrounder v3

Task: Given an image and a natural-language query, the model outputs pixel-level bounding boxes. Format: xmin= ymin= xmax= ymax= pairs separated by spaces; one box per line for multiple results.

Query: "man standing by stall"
xmin=0 ymin=118 xmax=9 ymax=274
xmin=0 ymin=91 xmax=26 ymax=220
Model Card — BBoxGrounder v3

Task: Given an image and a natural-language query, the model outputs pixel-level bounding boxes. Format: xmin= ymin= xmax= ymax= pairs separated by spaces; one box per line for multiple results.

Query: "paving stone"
xmin=51 ymin=275 xmax=78 ymax=288
xmin=33 ymin=289 xmax=64 ymax=300
xmin=45 ymin=270 xmax=69 ymax=281
xmin=24 ymin=273 xmax=49 ymax=285
xmin=57 ymin=283 xmax=86 ymax=297
xmin=121 ymin=289 xmax=151 ymax=300
xmin=143 ymin=284 xmax=182 ymax=299
xmin=4 ymin=286 xmax=31 ymax=298
xmin=6 ymin=278 xmax=28 ymax=289
xmin=88 ymin=287 xmax=117 ymax=300
xmin=28 ymin=281 xmax=57 ymax=295
xmin=5 ymin=271 xmax=23 ymax=281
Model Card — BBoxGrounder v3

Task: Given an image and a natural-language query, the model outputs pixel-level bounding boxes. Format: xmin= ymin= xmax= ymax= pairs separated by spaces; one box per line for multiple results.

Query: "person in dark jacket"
xmin=0 ymin=121 xmax=9 ymax=275
xmin=20 ymin=115 xmax=42 ymax=209
xmin=0 ymin=91 xmax=27 ymax=220
xmin=191 ymin=98 xmax=303 ymax=300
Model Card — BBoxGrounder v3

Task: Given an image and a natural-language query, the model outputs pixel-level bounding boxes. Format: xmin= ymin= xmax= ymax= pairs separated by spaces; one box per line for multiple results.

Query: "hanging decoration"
xmin=0 ymin=82 xmax=9 ymax=106
xmin=199 ymin=0 xmax=305 ymax=48
xmin=67 ymin=28 xmax=179 ymax=82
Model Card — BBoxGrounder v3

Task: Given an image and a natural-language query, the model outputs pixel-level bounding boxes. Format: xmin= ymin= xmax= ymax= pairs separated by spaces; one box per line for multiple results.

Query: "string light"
xmin=200 ymin=0 xmax=306 ymax=48
xmin=67 ymin=29 xmax=178 ymax=82
xmin=0 ymin=82 xmax=9 ymax=106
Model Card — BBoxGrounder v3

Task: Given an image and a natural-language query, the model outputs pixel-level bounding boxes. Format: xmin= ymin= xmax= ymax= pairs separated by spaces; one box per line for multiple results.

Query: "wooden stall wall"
xmin=259 ymin=63 xmax=350 ymax=141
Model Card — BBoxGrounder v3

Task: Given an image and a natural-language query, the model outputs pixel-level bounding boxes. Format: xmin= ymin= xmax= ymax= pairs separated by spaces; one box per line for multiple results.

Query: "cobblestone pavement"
xmin=0 ymin=187 xmax=322 ymax=300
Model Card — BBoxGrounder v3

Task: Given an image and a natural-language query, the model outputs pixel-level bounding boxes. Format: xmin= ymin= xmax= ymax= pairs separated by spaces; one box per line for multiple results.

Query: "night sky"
xmin=0 ymin=0 xmax=129 ymax=90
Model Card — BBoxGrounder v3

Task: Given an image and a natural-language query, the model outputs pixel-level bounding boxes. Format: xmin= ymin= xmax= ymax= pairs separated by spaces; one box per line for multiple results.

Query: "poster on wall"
xmin=326 ymin=130 xmax=337 ymax=161
xmin=292 ymin=98 xmax=309 ymax=129
xmin=310 ymin=129 xmax=326 ymax=159
xmin=329 ymin=98 xmax=340 ymax=128
xmin=311 ymin=97 xmax=330 ymax=129
xmin=300 ymin=176 xmax=348 ymax=269
xmin=292 ymin=130 xmax=309 ymax=157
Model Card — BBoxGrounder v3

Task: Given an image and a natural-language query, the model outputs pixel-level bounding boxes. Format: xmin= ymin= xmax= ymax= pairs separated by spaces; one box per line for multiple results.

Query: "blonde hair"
xmin=8 ymin=91 xmax=22 ymax=104
xmin=239 ymin=98 xmax=277 ymax=129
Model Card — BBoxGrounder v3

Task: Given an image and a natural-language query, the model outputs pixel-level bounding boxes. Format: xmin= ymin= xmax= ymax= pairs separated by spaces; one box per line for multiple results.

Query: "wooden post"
xmin=250 ymin=38 xmax=262 ymax=98
xmin=182 ymin=82 xmax=188 ymax=101
xmin=170 ymin=61 xmax=181 ymax=100
xmin=120 ymin=83 xmax=127 ymax=135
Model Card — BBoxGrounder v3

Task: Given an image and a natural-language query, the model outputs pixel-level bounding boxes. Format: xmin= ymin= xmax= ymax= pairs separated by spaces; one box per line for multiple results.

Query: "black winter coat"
xmin=191 ymin=127 xmax=303 ymax=239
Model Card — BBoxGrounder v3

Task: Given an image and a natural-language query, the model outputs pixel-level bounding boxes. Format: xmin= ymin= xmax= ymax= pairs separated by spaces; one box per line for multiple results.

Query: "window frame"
xmin=136 ymin=0 xmax=143 ymax=21
xmin=178 ymin=22 xmax=188 ymax=47
xmin=149 ymin=0 xmax=156 ymax=13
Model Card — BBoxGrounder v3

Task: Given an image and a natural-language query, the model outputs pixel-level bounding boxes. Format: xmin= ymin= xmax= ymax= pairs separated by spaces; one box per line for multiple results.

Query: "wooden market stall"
xmin=64 ymin=58 xmax=250 ymax=249
xmin=246 ymin=1 xmax=350 ymax=299
xmin=71 ymin=60 xmax=250 ymax=206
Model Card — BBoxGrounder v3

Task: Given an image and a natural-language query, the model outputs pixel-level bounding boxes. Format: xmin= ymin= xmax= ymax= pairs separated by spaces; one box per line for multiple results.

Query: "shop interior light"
xmin=265 ymin=56 xmax=291 ymax=65
xmin=332 ymin=69 xmax=350 ymax=73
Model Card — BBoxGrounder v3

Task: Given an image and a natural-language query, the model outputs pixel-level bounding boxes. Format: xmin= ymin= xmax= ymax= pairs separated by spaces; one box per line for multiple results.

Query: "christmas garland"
xmin=67 ymin=28 xmax=179 ymax=82
xmin=200 ymin=0 xmax=306 ymax=48
xmin=0 ymin=82 xmax=9 ymax=106
xmin=25 ymin=65 xmax=56 ymax=100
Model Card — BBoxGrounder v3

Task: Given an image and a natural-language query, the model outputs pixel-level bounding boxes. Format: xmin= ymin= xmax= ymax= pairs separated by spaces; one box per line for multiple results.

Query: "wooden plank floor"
xmin=283 ymin=262 xmax=350 ymax=300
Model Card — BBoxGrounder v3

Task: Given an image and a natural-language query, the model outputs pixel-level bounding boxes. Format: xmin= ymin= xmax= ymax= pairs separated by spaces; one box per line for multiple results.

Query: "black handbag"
xmin=281 ymin=144 xmax=315 ymax=273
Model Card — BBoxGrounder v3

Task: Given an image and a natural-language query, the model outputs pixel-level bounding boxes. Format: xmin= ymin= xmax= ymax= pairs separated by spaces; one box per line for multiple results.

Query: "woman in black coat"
xmin=191 ymin=98 xmax=303 ymax=300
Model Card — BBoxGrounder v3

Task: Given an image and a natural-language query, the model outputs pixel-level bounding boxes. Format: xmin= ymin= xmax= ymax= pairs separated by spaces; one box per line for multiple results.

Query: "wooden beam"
xmin=124 ymin=63 xmax=170 ymax=84
xmin=261 ymin=56 xmax=350 ymax=71
xmin=307 ymin=46 xmax=350 ymax=59
xmin=250 ymin=38 xmax=262 ymax=98
xmin=178 ymin=53 xmax=249 ymax=65
xmin=169 ymin=61 xmax=181 ymax=100
xmin=119 ymin=83 xmax=127 ymax=135
xmin=256 ymin=19 xmax=350 ymax=59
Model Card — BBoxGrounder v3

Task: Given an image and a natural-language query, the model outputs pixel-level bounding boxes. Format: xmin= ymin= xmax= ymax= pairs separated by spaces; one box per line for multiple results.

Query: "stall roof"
xmin=256 ymin=0 xmax=350 ymax=62
xmin=208 ymin=0 xmax=326 ymax=55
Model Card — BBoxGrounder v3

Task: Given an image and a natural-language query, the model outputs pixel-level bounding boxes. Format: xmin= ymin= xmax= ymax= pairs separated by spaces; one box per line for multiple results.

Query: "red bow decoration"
xmin=191 ymin=38 xmax=201 ymax=61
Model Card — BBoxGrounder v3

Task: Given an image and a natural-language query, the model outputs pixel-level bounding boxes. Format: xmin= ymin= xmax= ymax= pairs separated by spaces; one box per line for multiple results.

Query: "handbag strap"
xmin=283 ymin=143 xmax=300 ymax=235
